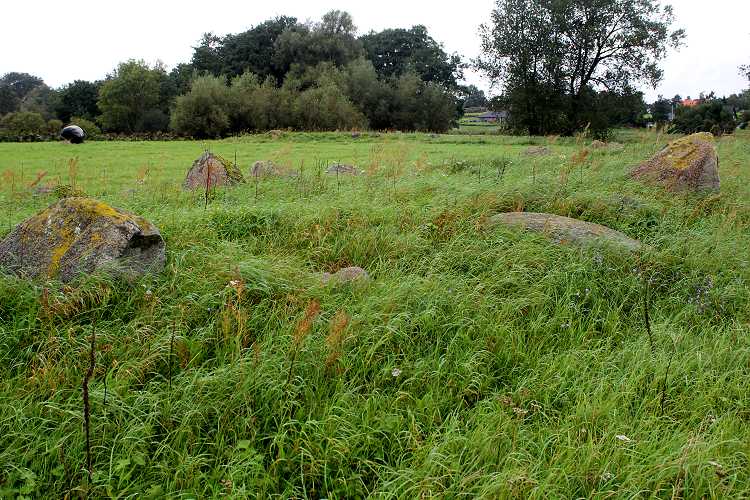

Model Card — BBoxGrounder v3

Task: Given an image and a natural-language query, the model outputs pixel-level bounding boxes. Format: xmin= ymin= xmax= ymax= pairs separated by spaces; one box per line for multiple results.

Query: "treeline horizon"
xmin=1 ymin=7 xmax=748 ymax=141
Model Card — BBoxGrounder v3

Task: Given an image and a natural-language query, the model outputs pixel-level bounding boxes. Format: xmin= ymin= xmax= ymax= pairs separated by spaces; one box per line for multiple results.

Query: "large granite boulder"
xmin=0 ymin=198 xmax=165 ymax=282
xmin=184 ymin=152 xmax=244 ymax=190
xmin=486 ymin=212 xmax=643 ymax=253
xmin=630 ymin=132 xmax=720 ymax=192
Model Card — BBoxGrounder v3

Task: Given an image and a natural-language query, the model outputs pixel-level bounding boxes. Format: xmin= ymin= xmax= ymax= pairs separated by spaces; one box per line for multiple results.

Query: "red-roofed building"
xmin=681 ymin=98 xmax=701 ymax=108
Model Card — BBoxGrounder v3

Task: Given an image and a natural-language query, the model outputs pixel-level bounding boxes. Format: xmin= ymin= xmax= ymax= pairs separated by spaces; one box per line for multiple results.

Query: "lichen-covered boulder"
xmin=0 ymin=198 xmax=165 ymax=282
xmin=486 ymin=212 xmax=643 ymax=253
xmin=630 ymin=132 xmax=720 ymax=192
xmin=321 ymin=267 xmax=369 ymax=285
xmin=326 ymin=163 xmax=360 ymax=175
xmin=184 ymin=152 xmax=244 ymax=190
xmin=523 ymin=146 xmax=551 ymax=157
xmin=250 ymin=161 xmax=299 ymax=178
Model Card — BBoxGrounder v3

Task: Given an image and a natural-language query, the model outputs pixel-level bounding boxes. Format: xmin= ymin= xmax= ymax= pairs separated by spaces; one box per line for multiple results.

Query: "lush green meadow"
xmin=1 ymin=130 xmax=750 ymax=498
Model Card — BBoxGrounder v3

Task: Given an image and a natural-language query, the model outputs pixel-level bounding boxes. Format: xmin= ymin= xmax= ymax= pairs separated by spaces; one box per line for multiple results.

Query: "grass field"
xmin=1 ymin=130 xmax=750 ymax=498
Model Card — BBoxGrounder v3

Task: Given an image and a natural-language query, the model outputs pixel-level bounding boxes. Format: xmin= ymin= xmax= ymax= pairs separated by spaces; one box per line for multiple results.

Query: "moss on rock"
xmin=184 ymin=152 xmax=245 ymax=190
xmin=630 ymin=132 xmax=720 ymax=192
xmin=0 ymin=197 xmax=165 ymax=282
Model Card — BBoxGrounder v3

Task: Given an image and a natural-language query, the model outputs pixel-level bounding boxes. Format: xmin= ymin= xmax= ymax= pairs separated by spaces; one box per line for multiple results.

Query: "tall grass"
xmin=0 ymin=131 xmax=748 ymax=497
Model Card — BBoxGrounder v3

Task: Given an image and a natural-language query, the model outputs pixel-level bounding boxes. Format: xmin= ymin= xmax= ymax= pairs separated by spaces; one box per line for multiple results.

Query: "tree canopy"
xmin=477 ymin=0 xmax=684 ymax=135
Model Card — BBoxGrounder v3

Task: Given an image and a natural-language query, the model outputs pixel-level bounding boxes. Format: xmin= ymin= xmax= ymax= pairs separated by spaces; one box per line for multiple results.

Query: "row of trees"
xmin=2 ymin=5 xmax=748 ymax=140
xmin=0 ymin=11 xmax=466 ymax=139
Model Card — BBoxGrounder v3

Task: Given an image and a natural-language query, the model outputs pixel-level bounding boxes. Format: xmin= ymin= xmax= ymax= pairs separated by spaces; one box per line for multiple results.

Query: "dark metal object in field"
xmin=60 ymin=125 xmax=85 ymax=144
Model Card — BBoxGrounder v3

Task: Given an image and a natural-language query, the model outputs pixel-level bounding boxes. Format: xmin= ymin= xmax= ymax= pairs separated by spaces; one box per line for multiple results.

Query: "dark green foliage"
xmin=0 ymin=111 xmax=47 ymax=141
xmin=461 ymin=85 xmax=489 ymax=109
xmin=54 ymin=80 xmax=101 ymax=123
xmin=671 ymin=100 xmax=737 ymax=134
xmin=98 ymin=60 xmax=171 ymax=133
xmin=651 ymin=96 xmax=673 ymax=123
xmin=69 ymin=116 xmax=102 ymax=139
xmin=221 ymin=17 xmax=298 ymax=81
xmin=0 ymin=72 xmax=47 ymax=115
xmin=361 ymin=25 xmax=463 ymax=88
xmin=170 ymin=75 xmax=232 ymax=138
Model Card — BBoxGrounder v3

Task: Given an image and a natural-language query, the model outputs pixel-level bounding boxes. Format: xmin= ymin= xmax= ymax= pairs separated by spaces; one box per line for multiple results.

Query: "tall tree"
xmin=361 ymin=26 xmax=463 ymax=88
xmin=476 ymin=0 xmax=684 ymax=135
xmin=220 ymin=16 xmax=298 ymax=80
xmin=55 ymin=80 xmax=100 ymax=122
xmin=98 ymin=60 xmax=168 ymax=133
xmin=0 ymin=72 xmax=46 ymax=115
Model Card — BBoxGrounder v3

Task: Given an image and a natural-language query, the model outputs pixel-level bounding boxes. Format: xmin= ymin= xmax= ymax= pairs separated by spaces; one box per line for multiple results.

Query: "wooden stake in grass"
xmin=204 ymin=162 xmax=211 ymax=210
xmin=82 ymin=322 xmax=96 ymax=482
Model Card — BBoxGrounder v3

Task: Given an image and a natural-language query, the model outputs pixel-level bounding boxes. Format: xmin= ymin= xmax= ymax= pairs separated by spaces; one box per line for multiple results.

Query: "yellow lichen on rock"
xmin=630 ymin=132 xmax=720 ymax=192
xmin=0 ymin=197 xmax=166 ymax=282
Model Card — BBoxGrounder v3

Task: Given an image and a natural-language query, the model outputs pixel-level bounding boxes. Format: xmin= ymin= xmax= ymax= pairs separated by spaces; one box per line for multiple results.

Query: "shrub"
xmin=294 ymin=83 xmax=366 ymax=131
xmin=47 ymin=119 xmax=63 ymax=136
xmin=69 ymin=117 xmax=102 ymax=139
xmin=672 ymin=101 xmax=737 ymax=135
xmin=0 ymin=111 xmax=47 ymax=141
xmin=170 ymin=75 xmax=232 ymax=138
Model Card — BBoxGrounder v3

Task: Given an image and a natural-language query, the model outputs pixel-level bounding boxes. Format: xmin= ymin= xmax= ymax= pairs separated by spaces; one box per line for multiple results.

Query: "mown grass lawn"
xmin=1 ymin=130 xmax=749 ymax=498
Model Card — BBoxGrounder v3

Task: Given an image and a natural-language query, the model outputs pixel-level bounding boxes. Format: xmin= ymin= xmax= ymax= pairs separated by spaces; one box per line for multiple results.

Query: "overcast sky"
xmin=1 ymin=0 xmax=747 ymax=102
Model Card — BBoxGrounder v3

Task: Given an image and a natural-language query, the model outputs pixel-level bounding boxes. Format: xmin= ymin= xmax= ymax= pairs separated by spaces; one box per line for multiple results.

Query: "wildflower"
xmin=615 ymin=434 xmax=632 ymax=443
xmin=229 ymin=280 xmax=240 ymax=288
xmin=513 ymin=407 xmax=528 ymax=416
xmin=391 ymin=368 xmax=402 ymax=378
xmin=708 ymin=460 xmax=722 ymax=468
xmin=601 ymin=472 xmax=614 ymax=482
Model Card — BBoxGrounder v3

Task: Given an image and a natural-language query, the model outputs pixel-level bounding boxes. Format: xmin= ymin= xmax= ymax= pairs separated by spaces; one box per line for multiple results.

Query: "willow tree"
xmin=476 ymin=0 xmax=685 ymax=135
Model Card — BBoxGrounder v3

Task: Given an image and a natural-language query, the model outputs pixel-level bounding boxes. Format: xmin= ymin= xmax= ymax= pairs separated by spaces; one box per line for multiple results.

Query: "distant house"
xmin=476 ymin=111 xmax=508 ymax=124
xmin=681 ymin=98 xmax=701 ymax=108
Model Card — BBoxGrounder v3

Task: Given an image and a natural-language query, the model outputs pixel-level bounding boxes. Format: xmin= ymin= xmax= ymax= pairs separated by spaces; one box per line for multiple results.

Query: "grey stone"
xmin=630 ymin=132 xmax=720 ymax=192
xmin=486 ymin=212 xmax=643 ymax=253
xmin=184 ymin=152 xmax=245 ymax=190
xmin=0 ymin=197 xmax=165 ymax=282
xmin=326 ymin=163 xmax=360 ymax=175
xmin=321 ymin=266 xmax=369 ymax=284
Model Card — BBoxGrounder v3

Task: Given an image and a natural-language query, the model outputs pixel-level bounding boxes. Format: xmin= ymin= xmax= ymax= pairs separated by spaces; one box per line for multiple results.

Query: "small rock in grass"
xmin=0 ymin=197 xmax=165 ymax=282
xmin=321 ymin=266 xmax=369 ymax=285
xmin=630 ymin=132 xmax=720 ymax=192
xmin=184 ymin=152 xmax=244 ymax=190
xmin=486 ymin=212 xmax=643 ymax=253
xmin=326 ymin=163 xmax=361 ymax=175
xmin=250 ymin=160 xmax=298 ymax=178
xmin=523 ymin=146 xmax=551 ymax=157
